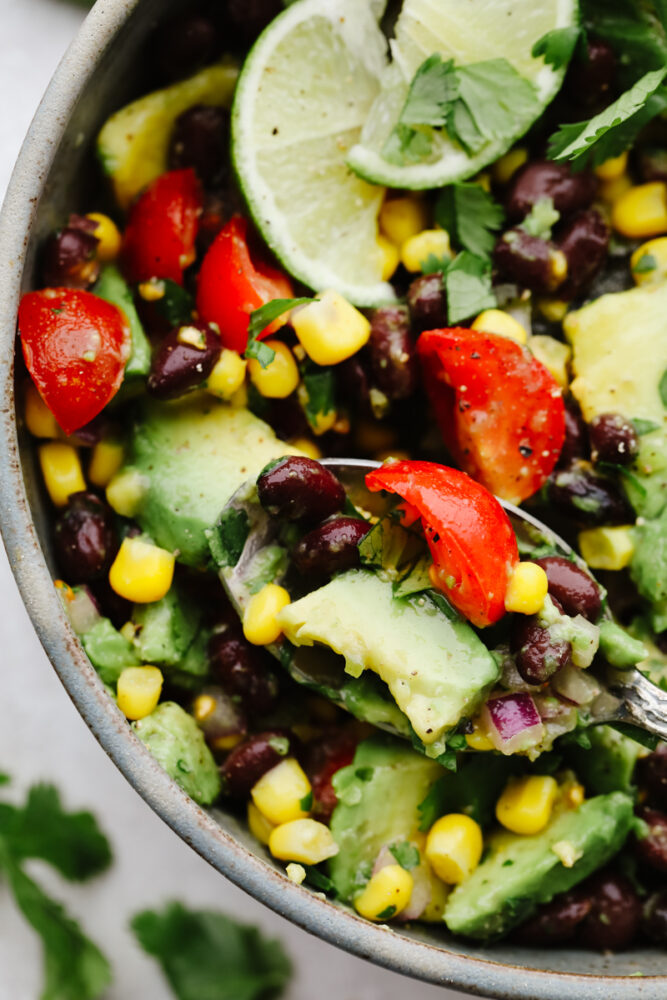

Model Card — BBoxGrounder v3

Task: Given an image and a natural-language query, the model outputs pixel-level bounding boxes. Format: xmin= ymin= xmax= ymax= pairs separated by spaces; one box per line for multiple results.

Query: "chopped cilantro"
xmin=302 ymin=866 xmax=337 ymax=895
xmin=531 ymin=26 xmax=584 ymax=70
xmin=153 ymin=278 xmax=194 ymax=327
xmin=660 ymin=368 xmax=667 ymax=408
xmin=245 ymin=334 xmax=276 ymax=369
xmin=207 ymin=508 xmax=250 ymax=569
xmin=376 ymin=905 xmax=397 ymax=921
xmin=435 ymin=183 xmax=504 ymax=261
xmin=633 ymin=418 xmax=661 ymax=435
xmin=299 ymin=791 xmax=314 ymax=812
xmin=581 ymin=0 xmax=667 ymax=86
xmin=389 ymin=841 xmax=421 ymax=870
xmin=247 ymin=297 xmax=312 ymax=343
xmin=354 ymin=766 xmax=374 ymax=782
xmin=502 ymin=858 xmax=515 ymax=867
xmin=299 ymin=362 xmax=336 ymax=432
xmin=444 ymin=251 xmax=496 ymax=324
xmin=632 ymin=253 xmax=658 ymax=275
xmin=520 ymin=197 xmax=560 ymax=240
xmin=447 ymin=733 xmax=468 ymax=752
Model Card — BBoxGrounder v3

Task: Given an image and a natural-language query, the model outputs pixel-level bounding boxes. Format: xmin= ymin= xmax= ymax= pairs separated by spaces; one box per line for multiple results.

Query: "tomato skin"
xmin=122 ymin=168 xmax=202 ymax=285
xmin=18 ymin=289 xmax=131 ymax=435
xmin=365 ymin=460 xmax=519 ymax=627
xmin=417 ymin=328 xmax=565 ymax=504
xmin=196 ymin=215 xmax=293 ymax=353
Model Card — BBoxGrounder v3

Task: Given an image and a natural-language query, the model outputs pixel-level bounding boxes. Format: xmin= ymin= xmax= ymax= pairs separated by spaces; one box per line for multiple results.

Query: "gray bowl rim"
xmin=0 ymin=3 xmax=664 ymax=998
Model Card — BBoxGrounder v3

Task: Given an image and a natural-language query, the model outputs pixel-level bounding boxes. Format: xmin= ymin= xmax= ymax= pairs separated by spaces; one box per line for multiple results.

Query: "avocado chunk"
xmin=444 ymin=792 xmax=634 ymax=940
xmin=631 ymin=505 xmax=667 ymax=633
xmin=123 ymin=396 xmax=301 ymax=567
xmin=93 ymin=265 xmax=151 ymax=379
xmin=81 ymin=617 xmax=137 ymax=686
xmin=132 ymin=584 xmax=201 ymax=668
xmin=564 ymin=725 xmax=642 ymax=795
xmin=97 ymin=62 xmax=238 ymax=209
xmin=277 ymin=569 xmax=499 ymax=746
xmin=328 ymin=736 xmax=443 ymax=902
xmin=133 ymin=702 xmax=220 ymax=805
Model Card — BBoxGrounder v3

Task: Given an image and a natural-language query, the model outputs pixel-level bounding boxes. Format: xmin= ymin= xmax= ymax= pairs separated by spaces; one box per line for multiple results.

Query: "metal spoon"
xmin=218 ymin=457 xmax=667 ymax=745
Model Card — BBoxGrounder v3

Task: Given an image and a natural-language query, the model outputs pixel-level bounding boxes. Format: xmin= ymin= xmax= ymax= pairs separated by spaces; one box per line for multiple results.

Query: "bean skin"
xmin=257 ymin=456 xmax=345 ymax=522
xmin=208 ymin=627 xmax=280 ymax=716
xmin=220 ymin=730 xmax=297 ymax=798
xmin=54 ymin=492 xmax=117 ymax=583
xmin=292 ymin=517 xmax=371 ymax=579
xmin=303 ymin=727 xmax=358 ymax=822
xmin=565 ymin=37 xmax=617 ymax=111
xmin=642 ymin=891 xmax=667 ymax=945
xmin=169 ymin=105 xmax=229 ymax=188
xmin=639 ymin=146 xmax=667 ymax=185
xmin=533 ymin=556 xmax=602 ymax=622
xmin=635 ymin=808 xmax=667 ymax=874
xmin=636 ymin=744 xmax=667 ymax=809
xmin=406 ymin=272 xmax=447 ymax=333
xmin=147 ymin=323 xmax=221 ymax=399
xmin=547 ymin=460 xmax=634 ymax=526
xmin=578 ymin=871 xmax=642 ymax=950
xmin=506 ymin=161 xmax=597 ymax=223
xmin=368 ymin=305 xmax=418 ymax=401
xmin=557 ymin=209 xmax=610 ymax=300
xmin=42 ymin=227 xmax=99 ymax=289
xmin=155 ymin=14 xmax=219 ymax=84
xmin=589 ymin=413 xmax=639 ymax=467
xmin=512 ymin=889 xmax=591 ymax=945
xmin=557 ymin=398 xmax=589 ymax=468
xmin=511 ymin=616 xmax=572 ymax=685
xmin=493 ymin=229 xmax=565 ymax=294
xmin=227 ymin=0 xmax=283 ymax=41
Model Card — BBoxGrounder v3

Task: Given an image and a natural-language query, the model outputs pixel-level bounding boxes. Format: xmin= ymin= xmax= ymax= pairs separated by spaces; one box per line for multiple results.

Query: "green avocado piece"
xmin=81 ymin=617 xmax=137 ymax=685
xmin=97 ymin=61 xmax=238 ymax=209
xmin=598 ymin=619 xmax=648 ymax=669
xmin=444 ymin=792 xmax=634 ymax=940
xmin=132 ymin=584 xmax=201 ymax=669
xmin=93 ymin=265 xmax=151 ymax=378
xmin=132 ymin=702 xmax=220 ymax=805
xmin=328 ymin=736 xmax=443 ymax=902
xmin=277 ymin=569 xmax=499 ymax=746
xmin=631 ymin=505 xmax=667 ymax=634
xmin=123 ymin=396 xmax=301 ymax=567
xmin=564 ymin=725 xmax=641 ymax=795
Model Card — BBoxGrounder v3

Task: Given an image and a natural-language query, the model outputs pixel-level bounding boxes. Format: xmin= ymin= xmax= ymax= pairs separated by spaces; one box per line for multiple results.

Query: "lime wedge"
xmin=347 ymin=0 xmax=578 ymax=189
xmin=231 ymin=0 xmax=396 ymax=306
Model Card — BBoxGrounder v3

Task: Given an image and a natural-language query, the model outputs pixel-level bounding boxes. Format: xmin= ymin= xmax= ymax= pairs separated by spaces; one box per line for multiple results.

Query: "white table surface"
xmin=0 ymin=2 xmax=472 ymax=996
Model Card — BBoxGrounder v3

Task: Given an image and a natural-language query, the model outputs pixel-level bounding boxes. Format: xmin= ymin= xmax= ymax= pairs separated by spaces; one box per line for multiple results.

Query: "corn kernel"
xmin=292 ymin=291 xmax=371 ymax=367
xmin=536 ymin=299 xmax=569 ymax=324
xmin=269 ymin=818 xmax=339 ymax=864
xmin=207 ymin=349 xmax=247 ymax=400
xmin=549 ymin=248 xmax=568 ymax=284
xmin=504 ymin=561 xmax=549 ymax=615
xmin=425 ymin=814 xmax=483 ymax=884
xmin=379 ymin=197 xmax=429 ymax=246
xmin=243 ymin=583 xmax=291 ymax=645
xmin=374 ymin=449 xmax=412 ymax=463
xmin=612 ymin=182 xmax=667 ymax=239
xmin=138 ymin=278 xmax=165 ymax=302
xmin=25 ymin=382 xmax=59 ymax=438
xmin=421 ymin=872 xmax=450 ymax=922
xmin=528 ymin=335 xmax=571 ymax=388
xmin=599 ymin=173 xmax=632 ymax=206
xmin=88 ymin=438 xmax=124 ymax=488
xmin=286 ymin=863 xmax=307 ymax=884
xmin=289 ymin=437 xmax=322 ymax=460
xmin=377 ymin=234 xmax=399 ymax=281
xmin=631 ymin=236 xmax=667 ymax=285
xmin=578 ymin=525 xmax=635 ymax=570
xmin=401 ymin=229 xmax=452 ymax=273
xmin=595 ymin=151 xmax=629 ymax=181
xmin=251 ymin=758 xmax=311 ymax=826
xmin=471 ymin=309 xmax=527 ymax=344
xmin=39 ymin=442 xmax=86 ymax=507
xmin=247 ymin=802 xmax=275 ymax=846
xmin=106 ymin=468 xmax=147 ymax=517
xmin=493 ymin=147 xmax=528 ymax=185
xmin=86 ymin=212 xmax=122 ymax=262
xmin=465 ymin=723 xmax=495 ymax=752
xmin=248 ymin=340 xmax=299 ymax=399
xmin=229 ymin=381 xmax=249 ymax=409
xmin=353 ymin=864 xmax=414 ymax=921
xmin=496 ymin=775 xmax=558 ymax=835
xmin=108 ymin=537 xmax=175 ymax=603
xmin=563 ymin=780 xmax=585 ymax=809
xmin=474 ymin=171 xmax=492 ymax=192
xmin=116 ymin=665 xmax=163 ymax=720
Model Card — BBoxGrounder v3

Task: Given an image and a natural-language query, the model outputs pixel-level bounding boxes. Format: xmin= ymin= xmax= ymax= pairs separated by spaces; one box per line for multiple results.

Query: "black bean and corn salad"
xmin=15 ymin=0 xmax=667 ymax=951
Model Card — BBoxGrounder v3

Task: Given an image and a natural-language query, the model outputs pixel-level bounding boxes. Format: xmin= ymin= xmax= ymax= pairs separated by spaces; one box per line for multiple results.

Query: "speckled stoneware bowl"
xmin=1 ymin=3 xmax=666 ymax=996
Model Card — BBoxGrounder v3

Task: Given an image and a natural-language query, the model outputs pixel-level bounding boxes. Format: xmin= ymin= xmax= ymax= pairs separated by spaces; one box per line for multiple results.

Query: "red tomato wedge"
xmin=417 ymin=328 xmax=565 ymax=504
xmin=18 ymin=288 xmax=131 ymax=435
xmin=122 ymin=168 xmax=202 ymax=285
xmin=365 ymin=460 xmax=519 ymax=627
xmin=196 ymin=215 xmax=293 ymax=353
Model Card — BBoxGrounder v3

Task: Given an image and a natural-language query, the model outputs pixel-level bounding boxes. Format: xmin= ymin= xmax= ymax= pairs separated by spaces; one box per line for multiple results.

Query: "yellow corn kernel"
xmin=138 ymin=278 xmax=165 ymax=302
xmin=247 ymin=802 xmax=275 ymax=846
xmin=248 ymin=340 xmax=299 ymax=399
xmin=536 ymin=298 xmax=569 ymax=324
xmin=25 ymin=382 xmax=59 ymax=438
xmin=353 ymin=864 xmax=414 ymax=921
xmin=504 ymin=561 xmax=549 ymax=615
xmin=493 ymin=147 xmax=528 ymax=185
xmin=88 ymin=438 xmax=124 ymax=488
xmin=108 ymin=537 xmax=175 ymax=603
xmin=379 ymin=196 xmax=429 ymax=246
xmin=86 ymin=212 xmax=122 ymax=262
xmin=229 ymin=381 xmax=249 ymax=409
xmin=251 ymin=758 xmax=311 ymax=826
xmin=474 ymin=171 xmax=492 ymax=193
xmin=425 ymin=814 xmax=483 ymax=884
xmin=106 ymin=468 xmax=147 ymax=517
xmin=549 ymin=248 xmax=568 ymax=285
xmin=612 ymin=182 xmax=667 ymax=239
xmin=465 ymin=723 xmax=495 ymax=752
xmin=471 ymin=309 xmax=527 ymax=344
xmin=578 ymin=525 xmax=635 ymax=570
xmin=116 ymin=665 xmax=163 ymax=721
xmin=39 ymin=442 xmax=86 ymax=507
xmin=528 ymin=335 xmax=571 ymax=389
xmin=496 ymin=775 xmax=558 ymax=835
xmin=599 ymin=173 xmax=632 ymax=207
xmin=243 ymin=583 xmax=291 ymax=646
xmin=563 ymin=780 xmax=585 ymax=809
xmin=374 ymin=449 xmax=412 ymax=463
xmin=401 ymin=230 xmax=452 ymax=273
xmin=595 ymin=151 xmax=629 ymax=181
xmin=286 ymin=862 xmax=307 ymax=884
xmin=631 ymin=236 xmax=667 ymax=285
xmin=377 ymin=234 xmax=400 ymax=281
xmin=207 ymin=349 xmax=247 ymax=400
xmin=292 ymin=291 xmax=371 ymax=367
xmin=290 ymin=437 xmax=322 ymax=460
xmin=269 ymin=818 xmax=339 ymax=864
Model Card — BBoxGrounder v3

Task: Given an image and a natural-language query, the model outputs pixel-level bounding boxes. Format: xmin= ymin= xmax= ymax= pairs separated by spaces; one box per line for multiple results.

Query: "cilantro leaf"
xmin=446 ymin=60 xmax=540 ymax=157
xmin=246 ymin=298 xmax=313 ymax=369
xmin=632 ymin=253 xmax=658 ymax=275
xmin=436 ymin=183 xmax=504 ymax=260
xmin=0 ymin=773 xmax=9 ymax=786
xmin=580 ymin=0 xmax=667 ymax=86
xmin=547 ymin=68 xmax=667 ymax=169
xmin=383 ymin=124 xmax=434 ymax=165
xmin=298 ymin=362 xmax=336 ymax=433
xmin=398 ymin=54 xmax=457 ymax=126
xmin=531 ymin=26 xmax=583 ymax=70
xmin=207 ymin=508 xmax=250 ymax=569
xmin=301 ymin=866 xmax=337 ymax=895
xmin=131 ymin=902 xmax=292 ymax=1000
xmin=153 ymin=279 xmax=195 ymax=327
xmin=389 ymin=842 xmax=420 ymax=870
xmin=633 ymin=418 xmax=661 ymax=435
xmin=444 ymin=251 xmax=496 ymax=324
xmin=376 ymin=905 xmax=397 ymax=920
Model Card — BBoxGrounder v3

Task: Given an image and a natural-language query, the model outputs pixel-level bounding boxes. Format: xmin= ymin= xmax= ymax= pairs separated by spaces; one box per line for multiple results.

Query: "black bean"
xmin=511 ymin=616 xmax=572 ymax=685
xmin=220 ymin=729 xmax=297 ymax=798
xmin=642 ymin=890 xmax=667 ymax=945
xmin=578 ymin=871 xmax=642 ymax=950
xmin=257 ymin=456 xmax=345 ymax=522
xmin=547 ymin=460 xmax=634 ymax=526
xmin=557 ymin=209 xmax=610 ymax=300
xmin=557 ymin=398 xmax=589 ymax=468
xmin=147 ymin=323 xmax=221 ymax=399
xmin=565 ymin=38 xmax=617 ymax=111
xmin=336 ymin=355 xmax=372 ymax=413
xmin=168 ymin=105 xmax=229 ymax=188
xmin=368 ymin=305 xmax=417 ymax=401
xmin=506 ymin=161 xmax=597 ymax=222
xmin=154 ymin=14 xmax=219 ymax=84
xmin=227 ymin=0 xmax=283 ymax=41
xmin=533 ymin=555 xmax=602 ymax=622
xmin=637 ymin=744 xmax=667 ymax=809
xmin=192 ymin=685 xmax=247 ymax=753
xmin=512 ymin=889 xmax=591 ymax=945
xmin=589 ymin=413 xmax=640 ymax=466
xmin=89 ymin=577 xmax=132 ymax=630
xmin=292 ymin=516 xmax=371 ymax=579
xmin=208 ymin=627 xmax=280 ymax=716
xmin=639 ymin=146 xmax=667 ymax=184
xmin=54 ymin=492 xmax=117 ymax=583
xmin=635 ymin=808 xmax=667 ymax=874
xmin=493 ymin=228 xmax=565 ymax=294
xmin=41 ymin=228 xmax=99 ymax=289
xmin=407 ymin=272 xmax=447 ymax=334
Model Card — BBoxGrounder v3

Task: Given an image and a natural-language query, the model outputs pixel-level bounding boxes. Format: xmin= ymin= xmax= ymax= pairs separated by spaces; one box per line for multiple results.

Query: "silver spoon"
xmin=217 ymin=457 xmax=667 ymax=746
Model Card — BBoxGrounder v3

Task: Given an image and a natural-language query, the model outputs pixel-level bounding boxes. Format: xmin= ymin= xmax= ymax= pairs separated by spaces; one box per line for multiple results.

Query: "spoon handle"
xmin=608 ymin=670 xmax=667 ymax=742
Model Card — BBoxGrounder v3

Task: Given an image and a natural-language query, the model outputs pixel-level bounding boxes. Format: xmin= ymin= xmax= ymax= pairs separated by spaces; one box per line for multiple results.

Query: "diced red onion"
xmin=371 ymin=845 xmax=395 ymax=877
xmin=552 ymin=664 xmax=601 ymax=706
xmin=481 ymin=693 xmax=545 ymax=754
xmin=64 ymin=586 xmax=101 ymax=635
xmin=397 ymin=865 xmax=432 ymax=922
